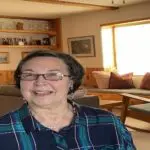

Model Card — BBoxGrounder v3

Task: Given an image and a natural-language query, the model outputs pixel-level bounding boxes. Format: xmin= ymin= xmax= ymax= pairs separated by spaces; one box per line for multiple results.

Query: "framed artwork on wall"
xmin=68 ymin=35 xmax=95 ymax=57
xmin=0 ymin=52 xmax=9 ymax=64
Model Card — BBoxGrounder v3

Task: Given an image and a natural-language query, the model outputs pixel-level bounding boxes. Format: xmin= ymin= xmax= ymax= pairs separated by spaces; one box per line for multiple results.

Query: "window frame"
xmin=101 ymin=18 xmax=150 ymax=74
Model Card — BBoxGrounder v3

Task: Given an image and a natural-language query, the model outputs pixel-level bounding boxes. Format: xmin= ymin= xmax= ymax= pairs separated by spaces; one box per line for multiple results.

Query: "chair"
xmin=127 ymin=103 xmax=150 ymax=123
xmin=120 ymin=93 xmax=150 ymax=123
xmin=73 ymin=95 xmax=100 ymax=108
xmin=74 ymin=95 xmax=122 ymax=111
xmin=120 ymin=93 xmax=150 ymax=132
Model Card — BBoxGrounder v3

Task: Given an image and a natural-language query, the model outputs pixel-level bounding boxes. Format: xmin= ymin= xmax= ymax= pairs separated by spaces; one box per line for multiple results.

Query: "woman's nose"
xmin=34 ymin=75 xmax=47 ymax=85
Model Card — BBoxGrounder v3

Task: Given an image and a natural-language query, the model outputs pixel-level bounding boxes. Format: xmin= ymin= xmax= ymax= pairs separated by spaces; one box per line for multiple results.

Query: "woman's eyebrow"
xmin=21 ymin=69 xmax=34 ymax=72
xmin=47 ymin=69 xmax=61 ymax=72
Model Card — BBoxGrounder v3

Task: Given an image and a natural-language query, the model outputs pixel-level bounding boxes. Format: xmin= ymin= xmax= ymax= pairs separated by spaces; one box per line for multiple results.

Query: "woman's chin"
xmin=30 ymin=97 xmax=58 ymax=108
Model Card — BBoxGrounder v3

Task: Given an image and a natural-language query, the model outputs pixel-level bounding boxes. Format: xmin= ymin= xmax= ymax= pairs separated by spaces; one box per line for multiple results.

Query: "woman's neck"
xmin=28 ymin=102 xmax=74 ymax=131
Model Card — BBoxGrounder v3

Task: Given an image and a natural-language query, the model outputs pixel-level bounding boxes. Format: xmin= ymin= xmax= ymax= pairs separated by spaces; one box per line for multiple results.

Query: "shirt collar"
xmin=18 ymin=100 xmax=87 ymax=134
xmin=69 ymin=99 xmax=89 ymax=126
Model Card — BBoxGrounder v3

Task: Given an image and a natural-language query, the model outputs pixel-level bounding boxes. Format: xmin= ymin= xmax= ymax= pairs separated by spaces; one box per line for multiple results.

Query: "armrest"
xmin=73 ymin=95 xmax=100 ymax=108
xmin=120 ymin=93 xmax=150 ymax=103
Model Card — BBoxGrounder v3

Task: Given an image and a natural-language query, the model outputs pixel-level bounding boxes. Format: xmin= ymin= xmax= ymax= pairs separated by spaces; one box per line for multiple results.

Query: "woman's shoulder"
xmin=79 ymin=105 xmax=113 ymax=116
xmin=0 ymin=103 xmax=28 ymax=123
xmin=0 ymin=109 xmax=20 ymax=125
xmin=77 ymin=105 xmax=118 ymax=123
xmin=0 ymin=112 xmax=15 ymax=123
xmin=0 ymin=109 xmax=22 ymax=135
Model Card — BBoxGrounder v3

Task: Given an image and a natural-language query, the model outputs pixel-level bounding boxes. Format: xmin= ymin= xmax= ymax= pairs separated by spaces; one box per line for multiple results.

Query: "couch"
xmin=0 ymin=85 xmax=100 ymax=116
xmin=86 ymin=71 xmax=150 ymax=102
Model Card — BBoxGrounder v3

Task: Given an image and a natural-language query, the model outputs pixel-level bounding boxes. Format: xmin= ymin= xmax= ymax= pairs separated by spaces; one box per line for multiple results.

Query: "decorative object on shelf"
xmin=68 ymin=35 xmax=95 ymax=57
xmin=50 ymin=36 xmax=56 ymax=46
xmin=16 ymin=22 xmax=24 ymax=30
xmin=2 ymin=38 xmax=9 ymax=45
xmin=0 ymin=52 xmax=9 ymax=64
xmin=35 ymin=40 xmax=41 ymax=45
xmin=0 ymin=37 xmax=27 ymax=45
xmin=18 ymin=40 xmax=24 ymax=46
xmin=42 ymin=38 xmax=50 ymax=45
xmin=43 ymin=23 xmax=49 ymax=31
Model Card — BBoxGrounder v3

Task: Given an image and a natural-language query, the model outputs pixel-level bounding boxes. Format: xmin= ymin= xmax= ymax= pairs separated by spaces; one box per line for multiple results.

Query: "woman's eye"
xmin=22 ymin=74 xmax=34 ymax=78
xmin=26 ymin=74 xmax=33 ymax=76
xmin=47 ymin=73 xmax=57 ymax=77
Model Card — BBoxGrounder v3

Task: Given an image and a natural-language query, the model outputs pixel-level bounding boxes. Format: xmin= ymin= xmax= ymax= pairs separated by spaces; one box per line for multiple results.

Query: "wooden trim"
xmin=0 ymin=45 xmax=52 ymax=49
xmin=100 ymin=17 xmax=150 ymax=27
xmin=0 ymin=15 xmax=52 ymax=21
xmin=25 ymin=0 xmax=118 ymax=9
xmin=121 ymin=93 xmax=150 ymax=103
xmin=112 ymin=26 xmax=117 ymax=69
xmin=55 ymin=18 xmax=62 ymax=50
xmin=0 ymin=70 xmax=15 ymax=84
xmin=0 ymin=29 xmax=56 ymax=35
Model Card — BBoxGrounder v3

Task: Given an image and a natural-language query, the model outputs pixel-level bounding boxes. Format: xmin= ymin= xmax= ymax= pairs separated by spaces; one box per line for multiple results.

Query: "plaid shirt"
xmin=0 ymin=102 xmax=136 ymax=150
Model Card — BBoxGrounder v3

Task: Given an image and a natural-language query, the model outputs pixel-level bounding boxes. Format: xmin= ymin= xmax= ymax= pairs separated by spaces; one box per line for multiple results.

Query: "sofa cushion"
xmin=109 ymin=72 xmax=135 ymax=89
xmin=140 ymin=72 xmax=150 ymax=90
xmin=92 ymin=71 xmax=110 ymax=89
xmin=129 ymin=103 xmax=150 ymax=114
xmin=132 ymin=75 xmax=143 ymax=88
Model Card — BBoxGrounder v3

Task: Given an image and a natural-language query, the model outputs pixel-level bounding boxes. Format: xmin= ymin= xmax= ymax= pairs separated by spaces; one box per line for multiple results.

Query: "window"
xmin=101 ymin=20 xmax=150 ymax=75
xmin=101 ymin=27 xmax=114 ymax=69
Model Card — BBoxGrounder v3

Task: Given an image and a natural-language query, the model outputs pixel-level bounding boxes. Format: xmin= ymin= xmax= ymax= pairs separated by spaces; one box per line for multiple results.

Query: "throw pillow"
xmin=109 ymin=72 xmax=135 ymax=89
xmin=140 ymin=72 xmax=150 ymax=90
xmin=92 ymin=71 xmax=110 ymax=89
xmin=132 ymin=75 xmax=143 ymax=88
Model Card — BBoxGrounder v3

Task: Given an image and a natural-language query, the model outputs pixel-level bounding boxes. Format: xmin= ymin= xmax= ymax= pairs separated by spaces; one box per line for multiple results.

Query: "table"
xmin=120 ymin=93 xmax=150 ymax=124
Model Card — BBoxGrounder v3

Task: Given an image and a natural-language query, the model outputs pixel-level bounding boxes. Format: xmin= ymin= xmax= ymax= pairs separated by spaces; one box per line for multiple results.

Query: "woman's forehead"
xmin=22 ymin=56 xmax=68 ymax=71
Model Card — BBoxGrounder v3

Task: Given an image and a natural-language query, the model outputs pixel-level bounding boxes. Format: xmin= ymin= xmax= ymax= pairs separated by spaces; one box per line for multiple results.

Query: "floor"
xmin=131 ymin=131 xmax=150 ymax=150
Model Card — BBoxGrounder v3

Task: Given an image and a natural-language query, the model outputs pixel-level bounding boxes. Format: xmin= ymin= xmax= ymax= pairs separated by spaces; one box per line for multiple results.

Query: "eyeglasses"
xmin=20 ymin=72 xmax=71 ymax=81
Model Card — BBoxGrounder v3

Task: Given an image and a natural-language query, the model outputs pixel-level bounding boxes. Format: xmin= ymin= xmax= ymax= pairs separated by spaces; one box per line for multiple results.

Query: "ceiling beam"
xmin=24 ymin=0 xmax=118 ymax=10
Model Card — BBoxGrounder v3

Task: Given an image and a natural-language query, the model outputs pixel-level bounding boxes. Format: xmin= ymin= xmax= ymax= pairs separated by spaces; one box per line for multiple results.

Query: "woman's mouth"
xmin=33 ymin=90 xmax=55 ymax=96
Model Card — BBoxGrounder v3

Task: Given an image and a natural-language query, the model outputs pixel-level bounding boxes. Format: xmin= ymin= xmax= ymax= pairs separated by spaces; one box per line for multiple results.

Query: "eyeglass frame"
xmin=19 ymin=72 xmax=71 ymax=81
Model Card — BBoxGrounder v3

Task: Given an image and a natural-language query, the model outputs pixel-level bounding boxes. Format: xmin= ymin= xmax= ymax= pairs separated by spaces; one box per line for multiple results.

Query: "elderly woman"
xmin=0 ymin=50 xmax=136 ymax=150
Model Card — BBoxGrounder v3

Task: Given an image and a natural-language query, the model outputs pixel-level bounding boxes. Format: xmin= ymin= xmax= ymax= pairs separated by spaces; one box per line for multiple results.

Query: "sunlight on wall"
xmin=101 ymin=27 xmax=114 ymax=70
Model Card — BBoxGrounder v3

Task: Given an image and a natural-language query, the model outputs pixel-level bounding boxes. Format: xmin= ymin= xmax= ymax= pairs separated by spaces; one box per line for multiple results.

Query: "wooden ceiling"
xmin=24 ymin=0 xmax=117 ymax=9
xmin=0 ymin=0 xmax=149 ymax=19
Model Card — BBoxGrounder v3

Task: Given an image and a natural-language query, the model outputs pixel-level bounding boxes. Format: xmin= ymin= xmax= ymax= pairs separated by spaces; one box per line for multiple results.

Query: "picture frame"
xmin=0 ymin=52 xmax=9 ymax=64
xmin=21 ymin=52 xmax=30 ymax=58
xmin=68 ymin=35 xmax=95 ymax=57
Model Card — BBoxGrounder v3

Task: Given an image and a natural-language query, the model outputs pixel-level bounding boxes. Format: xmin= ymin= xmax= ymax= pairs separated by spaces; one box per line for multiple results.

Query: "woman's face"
xmin=20 ymin=56 xmax=71 ymax=108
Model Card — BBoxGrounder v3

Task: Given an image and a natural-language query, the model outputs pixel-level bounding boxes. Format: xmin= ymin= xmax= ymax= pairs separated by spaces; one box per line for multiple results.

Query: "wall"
xmin=61 ymin=1 xmax=150 ymax=68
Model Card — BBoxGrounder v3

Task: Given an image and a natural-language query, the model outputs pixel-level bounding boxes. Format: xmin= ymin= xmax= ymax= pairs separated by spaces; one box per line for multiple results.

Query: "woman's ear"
xmin=68 ymin=80 xmax=74 ymax=93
